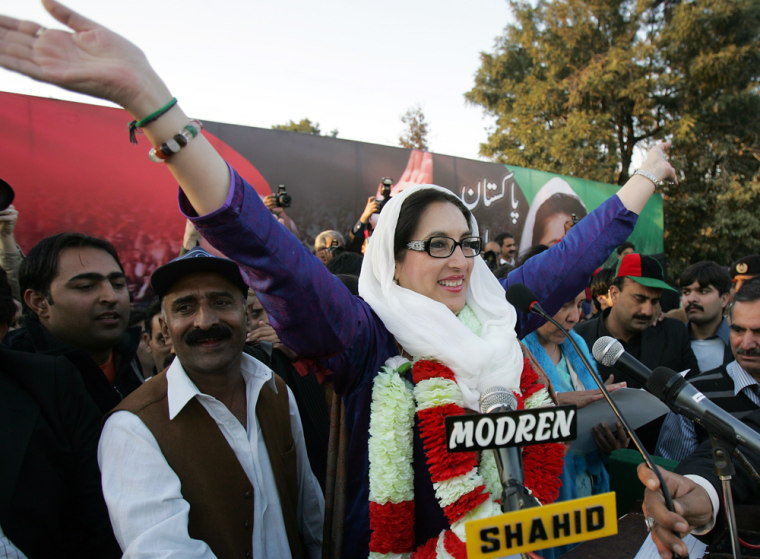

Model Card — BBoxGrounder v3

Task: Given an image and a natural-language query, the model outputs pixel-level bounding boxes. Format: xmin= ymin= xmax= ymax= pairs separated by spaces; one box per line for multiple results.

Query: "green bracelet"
xmin=128 ymin=97 xmax=178 ymax=144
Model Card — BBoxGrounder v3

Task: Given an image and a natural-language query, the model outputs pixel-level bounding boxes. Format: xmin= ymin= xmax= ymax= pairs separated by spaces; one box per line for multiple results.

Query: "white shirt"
xmin=0 ymin=525 xmax=27 ymax=559
xmin=98 ymin=354 xmax=324 ymax=558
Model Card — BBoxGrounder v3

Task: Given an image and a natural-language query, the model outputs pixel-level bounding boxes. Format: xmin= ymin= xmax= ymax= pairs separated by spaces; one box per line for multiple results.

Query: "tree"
xmin=272 ymin=118 xmax=338 ymax=137
xmin=467 ymin=0 xmax=760 ymax=273
xmin=399 ymin=105 xmax=430 ymax=150
xmin=656 ymin=0 xmax=760 ymax=271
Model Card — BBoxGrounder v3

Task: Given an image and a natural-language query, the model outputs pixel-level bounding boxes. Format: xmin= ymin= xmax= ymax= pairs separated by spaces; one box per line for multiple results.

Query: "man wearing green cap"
xmin=575 ymin=253 xmax=700 ymax=389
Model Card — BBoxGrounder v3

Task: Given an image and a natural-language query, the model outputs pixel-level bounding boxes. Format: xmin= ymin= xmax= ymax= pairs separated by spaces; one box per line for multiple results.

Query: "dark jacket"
xmin=5 ymin=317 xmax=144 ymax=414
xmin=575 ymin=308 xmax=701 ymax=388
xmin=0 ymin=347 xmax=121 ymax=558
xmin=677 ymin=409 xmax=760 ymax=544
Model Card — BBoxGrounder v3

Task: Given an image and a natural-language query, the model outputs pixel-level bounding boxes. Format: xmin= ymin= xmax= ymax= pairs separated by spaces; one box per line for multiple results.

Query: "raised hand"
xmin=640 ymin=141 xmax=678 ymax=185
xmin=0 ymin=0 xmax=170 ymax=116
xmin=392 ymin=149 xmax=434 ymax=195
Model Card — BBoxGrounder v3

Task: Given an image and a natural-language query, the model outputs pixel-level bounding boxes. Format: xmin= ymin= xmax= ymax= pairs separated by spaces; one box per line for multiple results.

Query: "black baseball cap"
xmin=151 ymin=247 xmax=248 ymax=299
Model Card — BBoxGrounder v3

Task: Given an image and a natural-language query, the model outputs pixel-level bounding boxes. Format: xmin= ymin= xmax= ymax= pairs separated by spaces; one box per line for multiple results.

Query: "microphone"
xmin=506 ymin=283 xmax=547 ymax=317
xmin=647 ymin=366 xmax=760 ymax=456
xmin=505 ymin=283 xmax=684 ymax=546
xmin=593 ymin=337 xmax=760 ymax=459
xmin=592 ymin=336 xmax=651 ymax=387
xmin=479 ymin=386 xmax=539 ymax=511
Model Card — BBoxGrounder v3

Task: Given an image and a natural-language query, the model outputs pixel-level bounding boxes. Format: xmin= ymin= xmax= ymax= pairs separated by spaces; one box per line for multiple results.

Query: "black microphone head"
xmin=592 ymin=336 xmax=624 ymax=367
xmin=646 ymin=366 xmax=684 ymax=401
xmin=479 ymin=386 xmax=518 ymax=414
xmin=505 ymin=283 xmax=538 ymax=313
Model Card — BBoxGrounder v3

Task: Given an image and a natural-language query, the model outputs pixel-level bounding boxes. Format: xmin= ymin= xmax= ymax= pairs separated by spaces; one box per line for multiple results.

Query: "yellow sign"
xmin=464 ymin=492 xmax=618 ymax=558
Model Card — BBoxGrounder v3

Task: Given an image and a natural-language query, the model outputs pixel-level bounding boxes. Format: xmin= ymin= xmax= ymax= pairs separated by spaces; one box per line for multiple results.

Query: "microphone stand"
xmin=709 ymin=434 xmax=741 ymax=559
xmin=525 ymin=302 xmax=685 ymax=558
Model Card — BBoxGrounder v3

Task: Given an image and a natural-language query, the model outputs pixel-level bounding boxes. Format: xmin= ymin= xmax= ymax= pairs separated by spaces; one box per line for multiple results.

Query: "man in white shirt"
xmin=656 ymin=277 xmax=759 ymax=461
xmin=495 ymin=231 xmax=517 ymax=266
xmin=679 ymin=261 xmax=733 ymax=372
xmin=98 ymin=247 xmax=323 ymax=558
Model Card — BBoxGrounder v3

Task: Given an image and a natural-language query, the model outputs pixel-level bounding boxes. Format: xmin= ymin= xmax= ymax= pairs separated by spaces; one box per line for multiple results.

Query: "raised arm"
xmin=0 ymin=0 xmax=228 ymax=214
xmin=506 ymin=142 xmax=675 ymax=337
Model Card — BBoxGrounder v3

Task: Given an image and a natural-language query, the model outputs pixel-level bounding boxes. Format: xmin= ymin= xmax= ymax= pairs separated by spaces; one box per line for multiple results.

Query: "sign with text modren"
xmin=445 ymin=405 xmax=577 ymax=451
xmin=465 ymin=492 xmax=618 ymax=558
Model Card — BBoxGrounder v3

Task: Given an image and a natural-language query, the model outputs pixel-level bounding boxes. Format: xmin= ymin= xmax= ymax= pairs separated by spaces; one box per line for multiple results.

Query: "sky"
xmin=3 ymin=0 xmax=515 ymax=161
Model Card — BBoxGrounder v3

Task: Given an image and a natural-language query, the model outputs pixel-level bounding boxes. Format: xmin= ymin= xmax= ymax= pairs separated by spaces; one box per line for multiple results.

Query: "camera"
xmin=375 ymin=177 xmax=393 ymax=212
xmin=275 ymin=184 xmax=292 ymax=208
xmin=329 ymin=239 xmax=340 ymax=252
xmin=0 ymin=179 xmax=14 ymax=212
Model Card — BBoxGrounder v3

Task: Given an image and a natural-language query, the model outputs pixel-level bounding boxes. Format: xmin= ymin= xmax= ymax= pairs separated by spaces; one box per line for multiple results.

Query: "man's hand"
xmin=246 ymin=321 xmax=280 ymax=345
xmin=638 ymin=463 xmax=714 ymax=559
xmin=359 ymin=196 xmax=381 ymax=223
xmin=0 ymin=204 xmax=18 ymax=235
xmin=592 ymin=421 xmax=630 ymax=454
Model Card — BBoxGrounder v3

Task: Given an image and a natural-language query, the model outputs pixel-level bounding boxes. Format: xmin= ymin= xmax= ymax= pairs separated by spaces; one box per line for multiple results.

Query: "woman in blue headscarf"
xmin=522 ymin=290 xmax=629 ymax=558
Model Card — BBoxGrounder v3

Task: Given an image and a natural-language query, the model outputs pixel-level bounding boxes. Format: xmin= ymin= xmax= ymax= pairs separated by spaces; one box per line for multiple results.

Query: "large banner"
xmin=0 ymin=92 xmax=662 ymax=303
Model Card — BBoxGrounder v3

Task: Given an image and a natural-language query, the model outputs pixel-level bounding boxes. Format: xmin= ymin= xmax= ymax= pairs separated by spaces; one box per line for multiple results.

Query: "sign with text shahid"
xmin=464 ymin=492 xmax=618 ymax=558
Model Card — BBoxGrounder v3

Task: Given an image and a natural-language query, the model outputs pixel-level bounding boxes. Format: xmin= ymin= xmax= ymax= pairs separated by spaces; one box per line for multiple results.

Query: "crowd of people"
xmin=1 ymin=2 xmax=759 ymax=559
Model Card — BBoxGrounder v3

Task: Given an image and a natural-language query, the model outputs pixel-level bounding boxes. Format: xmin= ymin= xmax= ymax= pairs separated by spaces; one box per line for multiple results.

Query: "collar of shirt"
xmin=166 ymin=353 xmax=278 ymax=420
xmin=726 ymin=360 xmax=759 ymax=398
xmin=688 ymin=317 xmax=731 ymax=346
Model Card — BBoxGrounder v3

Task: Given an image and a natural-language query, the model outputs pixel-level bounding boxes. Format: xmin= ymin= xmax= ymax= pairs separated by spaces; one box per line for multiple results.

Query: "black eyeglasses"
xmin=406 ymin=235 xmax=482 ymax=258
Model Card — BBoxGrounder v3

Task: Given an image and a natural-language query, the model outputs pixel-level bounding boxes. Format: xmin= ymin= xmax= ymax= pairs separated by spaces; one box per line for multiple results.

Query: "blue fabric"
xmin=182 ymin=166 xmax=635 ymax=557
xmin=522 ymin=330 xmax=611 ymax=558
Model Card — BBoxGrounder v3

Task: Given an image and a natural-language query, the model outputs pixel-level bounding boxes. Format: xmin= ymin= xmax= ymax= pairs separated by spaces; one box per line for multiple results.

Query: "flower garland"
xmin=368 ymin=356 xmax=565 ymax=558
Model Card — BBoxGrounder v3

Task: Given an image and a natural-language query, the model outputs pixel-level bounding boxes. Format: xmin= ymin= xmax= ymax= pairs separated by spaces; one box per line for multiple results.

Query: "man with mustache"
xmin=98 ymin=247 xmax=323 ymax=558
xmin=6 ymin=232 xmax=145 ymax=414
xmin=576 ymin=253 xmax=700 ymax=389
xmin=656 ymin=278 xmax=760 ymax=461
xmin=640 ymin=279 xmax=760 ymax=558
xmin=575 ymin=254 xmax=700 ymax=451
xmin=679 ymin=261 xmax=733 ymax=372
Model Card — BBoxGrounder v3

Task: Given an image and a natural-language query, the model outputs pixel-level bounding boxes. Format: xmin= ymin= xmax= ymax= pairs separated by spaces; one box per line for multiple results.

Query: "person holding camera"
xmin=313 ymin=230 xmax=345 ymax=265
xmin=344 ymin=196 xmax=379 ymax=254
xmin=262 ymin=187 xmax=299 ymax=236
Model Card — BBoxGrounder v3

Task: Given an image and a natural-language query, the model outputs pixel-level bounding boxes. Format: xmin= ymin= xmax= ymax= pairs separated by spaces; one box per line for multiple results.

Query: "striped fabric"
xmin=656 ymin=361 xmax=759 ymax=461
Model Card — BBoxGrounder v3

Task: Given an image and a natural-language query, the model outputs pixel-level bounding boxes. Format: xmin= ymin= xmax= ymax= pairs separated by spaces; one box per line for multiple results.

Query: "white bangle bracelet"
xmin=633 ymin=168 xmax=660 ymax=188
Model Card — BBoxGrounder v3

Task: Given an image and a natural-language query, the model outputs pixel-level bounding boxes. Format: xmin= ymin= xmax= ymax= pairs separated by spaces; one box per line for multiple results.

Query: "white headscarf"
xmin=358 ymin=184 xmax=524 ymax=411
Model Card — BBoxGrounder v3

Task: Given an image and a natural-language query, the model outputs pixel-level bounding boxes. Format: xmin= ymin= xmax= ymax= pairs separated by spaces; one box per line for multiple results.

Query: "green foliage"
xmin=399 ymin=105 xmax=430 ymax=150
xmin=467 ymin=0 xmax=760 ymax=274
xmin=272 ymin=118 xmax=338 ymax=137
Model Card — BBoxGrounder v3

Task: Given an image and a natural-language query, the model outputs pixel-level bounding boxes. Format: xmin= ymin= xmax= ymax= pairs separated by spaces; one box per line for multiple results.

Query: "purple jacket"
xmin=182 ymin=165 xmax=638 ymax=556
